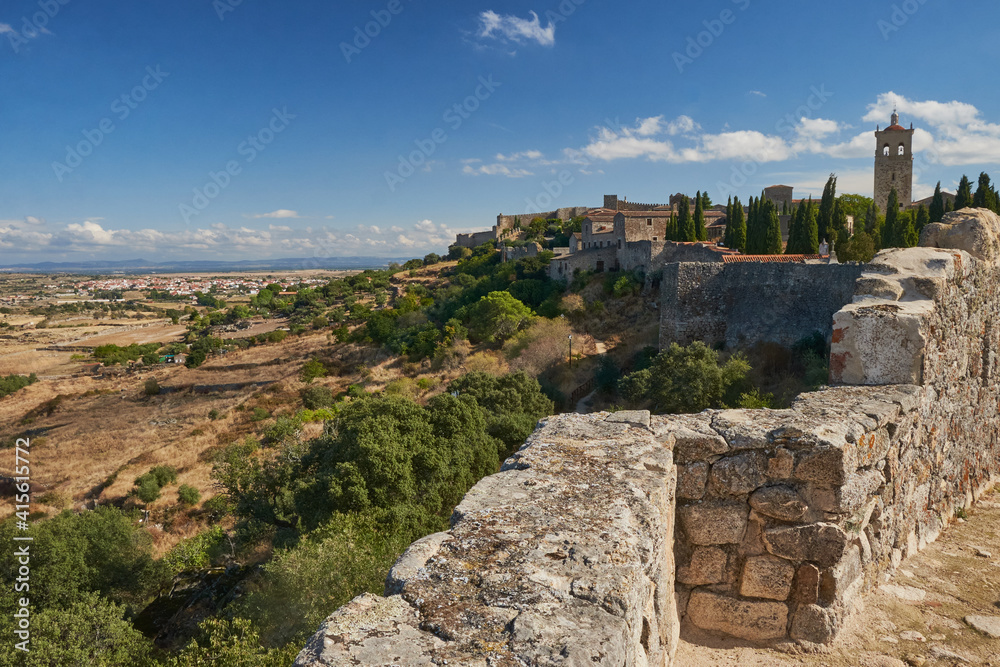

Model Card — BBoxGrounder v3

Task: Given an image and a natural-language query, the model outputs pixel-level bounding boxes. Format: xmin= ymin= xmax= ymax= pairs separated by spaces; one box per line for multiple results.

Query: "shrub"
xmin=301 ymin=385 xmax=335 ymax=410
xmin=135 ymin=477 xmax=161 ymax=505
xmin=250 ymin=407 xmax=270 ymax=422
xmin=208 ymin=408 xmax=221 ymax=420
xmin=266 ymin=330 xmax=287 ymax=343
xmin=177 ymin=484 xmax=201 ymax=506
xmin=143 ymin=378 xmax=160 ymax=396
xmin=150 ymin=465 xmax=178 ymax=487
xmin=300 ymin=359 xmax=327 ymax=383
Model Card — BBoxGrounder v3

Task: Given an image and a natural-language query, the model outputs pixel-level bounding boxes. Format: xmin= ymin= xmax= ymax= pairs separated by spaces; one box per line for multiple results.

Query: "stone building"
xmin=874 ymin=111 xmax=914 ymax=214
xmin=764 ymin=185 xmax=794 ymax=212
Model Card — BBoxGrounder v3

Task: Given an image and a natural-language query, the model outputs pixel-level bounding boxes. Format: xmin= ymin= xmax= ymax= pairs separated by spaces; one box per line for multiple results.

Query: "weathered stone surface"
xmin=297 ymin=413 xmax=679 ymax=666
xmin=686 ymin=590 xmax=788 ymax=641
xmin=879 ymin=584 xmax=926 ymax=602
xmin=740 ymin=555 xmax=795 ymax=601
xmin=677 ymin=547 xmax=727 ymax=586
xmin=749 ymin=485 xmax=808 ymax=521
xmin=795 ymin=447 xmax=850 ymax=485
xmin=767 ymin=448 xmax=794 ymax=479
xmin=604 ymin=409 xmax=651 ymax=429
xmin=820 ymin=545 xmax=862 ymax=605
xmin=919 ymin=207 xmax=1000 ymax=263
xmin=790 ymin=604 xmax=842 ymax=643
xmin=709 ymin=452 xmax=768 ymax=496
xmin=964 ymin=615 xmax=1000 ymax=638
xmin=764 ymin=523 xmax=849 ymax=568
xmin=294 ymin=594 xmax=444 ymax=666
xmin=792 ymin=563 xmax=821 ymax=605
xmin=678 ymin=501 xmax=749 ymax=545
xmin=676 ymin=463 xmax=709 ymax=500
xmin=672 ymin=426 xmax=728 ymax=463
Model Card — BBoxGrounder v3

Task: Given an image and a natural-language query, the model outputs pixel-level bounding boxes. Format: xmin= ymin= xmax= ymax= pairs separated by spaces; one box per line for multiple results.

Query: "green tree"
xmin=178 ymin=484 xmax=202 ymax=506
xmin=898 ymin=210 xmax=918 ymax=248
xmin=763 ymin=198 xmax=784 ymax=255
xmin=838 ymin=231 xmax=876 ymax=264
xmin=724 ymin=196 xmax=733 ymax=247
xmin=168 ymin=617 xmax=299 ymax=667
xmin=883 ymin=188 xmax=900 ymax=249
xmin=694 ymin=190 xmax=707 ymax=241
xmin=974 ymin=172 xmax=997 ymax=210
xmin=464 ymin=292 xmax=535 ymax=344
xmin=677 ymin=195 xmax=693 ymax=242
xmin=838 ymin=193 xmax=874 ymax=221
xmin=817 ymin=174 xmax=837 ymax=245
xmin=787 ymin=197 xmax=818 ymax=255
xmin=915 ymin=204 xmax=930 ymax=238
xmin=729 ymin=197 xmax=747 ymax=251
xmin=955 ymin=174 xmax=973 ymax=209
xmin=929 ymin=181 xmax=945 ymax=223
xmin=619 ymin=342 xmax=750 ymax=414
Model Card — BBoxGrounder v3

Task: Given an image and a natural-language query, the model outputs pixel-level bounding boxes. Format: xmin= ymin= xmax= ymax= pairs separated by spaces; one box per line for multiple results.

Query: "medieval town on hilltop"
xmin=452 ymin=112 xmax=960 ymax=283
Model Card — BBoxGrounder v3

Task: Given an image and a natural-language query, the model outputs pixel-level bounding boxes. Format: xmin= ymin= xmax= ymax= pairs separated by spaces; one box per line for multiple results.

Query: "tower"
xmin=874 ymin=111 xmax=914 ymax=214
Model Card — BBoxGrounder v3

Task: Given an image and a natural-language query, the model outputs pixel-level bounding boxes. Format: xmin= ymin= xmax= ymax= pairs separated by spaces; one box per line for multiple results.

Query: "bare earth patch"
xmin=677 ymin=486 xmax=1000 ymax=666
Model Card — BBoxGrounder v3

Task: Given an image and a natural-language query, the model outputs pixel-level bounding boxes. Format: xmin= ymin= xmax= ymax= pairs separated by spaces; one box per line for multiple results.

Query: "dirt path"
xmin=677 ymin=486 xmax=1000 ymax=666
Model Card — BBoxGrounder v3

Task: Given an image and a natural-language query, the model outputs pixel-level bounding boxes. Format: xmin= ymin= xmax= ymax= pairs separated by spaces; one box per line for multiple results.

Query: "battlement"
xmin=298 ymin=210 xmax=1000 ymax=665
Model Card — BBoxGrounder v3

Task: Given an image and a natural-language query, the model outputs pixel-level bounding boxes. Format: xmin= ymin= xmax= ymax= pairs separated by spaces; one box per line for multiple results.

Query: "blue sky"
xmin=4 ymin=0 xmax=1000 ymax=262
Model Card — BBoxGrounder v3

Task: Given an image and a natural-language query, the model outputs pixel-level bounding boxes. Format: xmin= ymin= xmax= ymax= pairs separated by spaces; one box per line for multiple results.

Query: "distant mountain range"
xmin=0 ymin=257 xmax=413 ymax=274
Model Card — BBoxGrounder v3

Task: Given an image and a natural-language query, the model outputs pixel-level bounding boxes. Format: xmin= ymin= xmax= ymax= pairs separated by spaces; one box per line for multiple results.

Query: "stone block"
xmin=673 ymin=427 xmax=728 ymax=464
xmin=767 ymin=448 xmax=794 ymax=479
xmin=604 ymin=410 xmax=650 ymax=429
xmin=676 ymin=463 xmax=709 ymax=500
xmin=763 ymin=523 xmax=849 ymax=569
xmin=919 ymin=208 xmax=1000 ymax=262
xmin=792 ymin=563 xmax=820 ymax=605
xmin=678 ymin=501 xmax=749 ymax=546
xmin=677 ymin=547 xmax=727 ymax=586
xmin=790 ymin=604 xmax=841 ymax=644
xmin=749 ymin=485 xmax=808 ymax=521
xmin=739 ymin=512 xmax=767 ymax=557
xmin=819 ymin=545 xmax=862 ymax=606
xmin=740 ymin=555 xmax=795 ymax=601
xmin=709 ymin=452 xmax=768 ymax=496
xmin=686 ymin=590 xmax=788 ymax=642
xmin=795 ymin=447 xmax=849 ymax=485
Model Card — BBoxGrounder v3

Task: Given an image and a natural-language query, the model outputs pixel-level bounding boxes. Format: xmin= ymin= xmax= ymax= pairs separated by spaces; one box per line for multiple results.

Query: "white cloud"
xmin=0 ymin=24 xmax=13 ymax=34
xmin=269 ymin=225 xmax=292 ymax=232
xmin=463 ymin=163 xmax=534 ymax=178
xmin=478 ymin=10 xmax=556 ymax=48
xmin=250 ymin=209 xmax=300 ymax=219
xmin=496 ymin=150 xmax=543 ymax=161
xmin=748 ymin=90 xmax=767 ymax=98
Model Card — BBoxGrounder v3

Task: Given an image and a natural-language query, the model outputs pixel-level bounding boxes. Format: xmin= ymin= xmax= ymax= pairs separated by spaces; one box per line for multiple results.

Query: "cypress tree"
xmin=974 ymin=172 xmax=992 ymax=209
xmin=745 ymin=197 xmax=759 ymax=253
xmin=955 ymin=175 xmax=973 ymax=210
xmin=915 ymin=204 xmax=930 ymax=239
xmin=804 ymin=198 xmax=819 ymax=255
xmin=785 ymin=199 xmax=804 ymax=254
xmin=730 ymin=197 xmax=747 ymax=252
xmin=817 ymin=174 xmax=837 ymax=245
xmin=763 ymin=199 xmax=783 ymax=255
xmin=724 ymin=197 xmax=733 ymax=247
xmin=929 ymin=182 xmax=945 ymax=223
xmin=694 ymin=191 xmax=707 ymax=241
xmin=898 ymin=211 xmax=918 ymax=248
xmin=883 ymin=189 xmax=900 ymax=249
xmin=667 ymin=212 xmax=677 ymax=241
xmin=944 ymin=198 xmax=954 ymax=214
xmin=677 ymin=196 xmax=692 ymax=242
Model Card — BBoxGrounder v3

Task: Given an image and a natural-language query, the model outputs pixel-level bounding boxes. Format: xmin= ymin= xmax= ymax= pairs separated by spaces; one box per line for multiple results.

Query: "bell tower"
xmin=874 ymin=110 xmax=914 ymax=214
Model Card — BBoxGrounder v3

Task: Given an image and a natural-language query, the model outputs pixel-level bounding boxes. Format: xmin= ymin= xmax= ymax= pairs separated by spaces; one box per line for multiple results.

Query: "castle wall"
xmin=453 ymin=230 xmax=496 ymax=249
xmin=297 ymin=211 xmax=1000 ymax=663
xmin=497 ymin=207 xmax=590 ymax=231
xmin=548 ymin=247 xmax=618 ymax=281
xmin=660 ymin=262 xmax=863 ymax=350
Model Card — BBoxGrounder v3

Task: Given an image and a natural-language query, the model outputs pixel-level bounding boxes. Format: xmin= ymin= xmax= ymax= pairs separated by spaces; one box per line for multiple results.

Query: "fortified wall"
xmin=297 ymin=210 xmax=1000 ymax=665
xmin=660 ymin=262 xmax=863 ymax=349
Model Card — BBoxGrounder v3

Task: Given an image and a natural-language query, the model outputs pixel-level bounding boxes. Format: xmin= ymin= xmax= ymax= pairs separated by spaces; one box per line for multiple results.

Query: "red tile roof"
xmin=722 ymin=254 xmax=825 ymax=264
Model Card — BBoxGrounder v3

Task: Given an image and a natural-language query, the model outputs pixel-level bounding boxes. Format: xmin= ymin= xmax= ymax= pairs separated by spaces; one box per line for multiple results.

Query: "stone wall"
xmin=497 ymin=207 xmax=590 ymax=231
xmin=297 ymin=209 xmax=1000 ymax=663
xmin=453 ymin=230 xmax=496 ymax=249
xmin=660 ymin=262 xmax=863 ymax=350
xmin=548 ymin=246 xmax=618 ymax=281
xmin=295 ymin=411 xmax=680 ymax=666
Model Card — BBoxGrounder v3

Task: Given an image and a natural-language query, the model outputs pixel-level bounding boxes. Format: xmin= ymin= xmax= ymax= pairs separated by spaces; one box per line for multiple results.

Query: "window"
xmin=892 ymin=173 xmax=896 ymax=182
xmin=653 ymin=237 xmax=658 ymax=242
xmin=596 ymin=261 xmax=605 ymax=273
xmin=883 ymin=145 xmax=890 ymax=157
xmin=618 ymin=239 xmax=622 ymax=249
xmin=898 ymin=144 xmax=905 ymax=156
xmin=647 ymin=218 xmax=653 ymax=226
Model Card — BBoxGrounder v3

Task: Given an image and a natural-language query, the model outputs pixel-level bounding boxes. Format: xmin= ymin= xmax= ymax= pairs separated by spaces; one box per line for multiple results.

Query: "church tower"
xmin=874 ymin=111 xmax=914 ymax=214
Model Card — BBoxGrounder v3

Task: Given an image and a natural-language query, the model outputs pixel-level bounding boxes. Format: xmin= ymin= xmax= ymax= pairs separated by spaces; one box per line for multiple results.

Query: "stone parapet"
xmin=295 ymin=411 xmax=679 ymax=666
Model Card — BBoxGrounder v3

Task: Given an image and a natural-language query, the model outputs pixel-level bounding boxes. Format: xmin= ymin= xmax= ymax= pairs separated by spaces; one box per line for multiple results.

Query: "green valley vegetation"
xmin=0 ymin=373 xmax=38 ymax=400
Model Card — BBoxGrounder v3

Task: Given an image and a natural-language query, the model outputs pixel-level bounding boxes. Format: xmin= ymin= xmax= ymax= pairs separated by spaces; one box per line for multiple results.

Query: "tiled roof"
xmin=722 ymin=254 xmax=825 ymax=264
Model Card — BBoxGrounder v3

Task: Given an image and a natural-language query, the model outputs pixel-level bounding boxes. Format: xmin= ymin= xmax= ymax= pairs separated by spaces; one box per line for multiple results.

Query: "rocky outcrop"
xmin=295 ymin=411 xmax=679 ymax=666
xmin=919 ymin=207 xmax=1000 ymax=262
